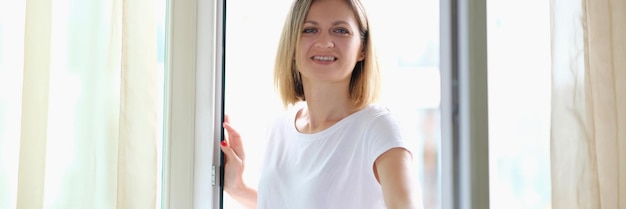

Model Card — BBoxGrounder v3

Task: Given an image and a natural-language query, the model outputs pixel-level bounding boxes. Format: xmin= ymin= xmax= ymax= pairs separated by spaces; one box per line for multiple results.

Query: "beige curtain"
xmin=551 ymin=0 xmax=625 ymax=208
xmin=0 ymin=0 xmax=159 ymax=208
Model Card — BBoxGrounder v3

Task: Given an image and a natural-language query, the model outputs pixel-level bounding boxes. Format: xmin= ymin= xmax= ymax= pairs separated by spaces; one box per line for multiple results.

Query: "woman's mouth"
xmin=311 ymin=56 xmax=337 ymax=61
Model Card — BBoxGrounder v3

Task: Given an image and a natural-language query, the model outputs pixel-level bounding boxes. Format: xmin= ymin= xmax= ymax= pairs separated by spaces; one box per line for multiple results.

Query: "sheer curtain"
xmin=0 ymin=0 xmax=160 ymax=208
xmin=551 ymin=0 xmax=625 ymax=208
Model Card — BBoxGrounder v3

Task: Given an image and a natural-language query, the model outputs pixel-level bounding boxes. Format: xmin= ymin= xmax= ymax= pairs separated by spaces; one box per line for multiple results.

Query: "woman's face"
xmin=296 ymin=0 xmax=364 ymax=86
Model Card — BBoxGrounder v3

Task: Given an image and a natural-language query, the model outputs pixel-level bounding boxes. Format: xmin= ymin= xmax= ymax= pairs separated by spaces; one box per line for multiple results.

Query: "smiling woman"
xmin=223 ymin=0 xmax=439 ymax=209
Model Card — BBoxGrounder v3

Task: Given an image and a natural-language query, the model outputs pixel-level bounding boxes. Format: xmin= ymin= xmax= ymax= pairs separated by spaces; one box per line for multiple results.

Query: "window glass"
xmin=487 ymin=0 xmax=552 ymax=208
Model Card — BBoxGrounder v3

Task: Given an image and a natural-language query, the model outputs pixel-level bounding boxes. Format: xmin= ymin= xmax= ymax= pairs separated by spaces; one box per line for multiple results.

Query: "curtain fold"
xmin=583 ymin=0 xmax=626 ymax=207
xmin=551 ymin=0 xmax=625 ymax=208
xmin=0 ymin=0 xmax=160 ymax=208
xmin=16 ymin=0 xmax=52 ymax=208
xmin=117 ymin=0 xmax=158 ymax=207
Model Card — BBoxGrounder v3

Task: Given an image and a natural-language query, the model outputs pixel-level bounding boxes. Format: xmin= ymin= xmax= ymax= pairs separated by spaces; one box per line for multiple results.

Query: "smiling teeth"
xmin=313 ymin=56 xmax=336 ymax=61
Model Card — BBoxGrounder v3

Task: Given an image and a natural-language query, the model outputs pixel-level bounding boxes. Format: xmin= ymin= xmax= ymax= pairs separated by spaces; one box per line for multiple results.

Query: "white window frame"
xmin=440 ymin=0 xmax=490 ymax=208
xmin=160 ymin=0 xmax=491 ymax=208
xmin=161 ymin=0 xmax=225 ymax=208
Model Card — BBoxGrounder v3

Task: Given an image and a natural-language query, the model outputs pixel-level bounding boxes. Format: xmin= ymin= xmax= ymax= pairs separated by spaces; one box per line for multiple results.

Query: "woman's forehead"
xmin=304 ymin=0 xmax=358 ymax=25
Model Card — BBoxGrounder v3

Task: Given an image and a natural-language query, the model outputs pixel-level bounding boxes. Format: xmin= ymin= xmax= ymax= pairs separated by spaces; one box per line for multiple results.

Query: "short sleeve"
xmin=364 ymin=109 xmax=412 ymax=169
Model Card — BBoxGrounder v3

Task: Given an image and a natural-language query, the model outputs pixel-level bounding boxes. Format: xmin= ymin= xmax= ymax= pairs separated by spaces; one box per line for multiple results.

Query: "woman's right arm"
xmin=223 ymin=181 xmax=258 ymax=209
xmin=220 ymin=115 xmax=258 ymax=209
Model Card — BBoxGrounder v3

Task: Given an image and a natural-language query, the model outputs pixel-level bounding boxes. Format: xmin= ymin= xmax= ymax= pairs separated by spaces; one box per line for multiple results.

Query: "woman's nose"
xmin=314 ymin=34 xmax=335 ymax=48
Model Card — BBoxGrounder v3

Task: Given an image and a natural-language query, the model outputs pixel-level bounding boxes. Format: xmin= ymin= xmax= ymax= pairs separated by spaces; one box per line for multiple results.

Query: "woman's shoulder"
xmin=358 ymin=103 xmax=395 ymax=118
xmin=345 ymin=103 xmax=400 ymax=128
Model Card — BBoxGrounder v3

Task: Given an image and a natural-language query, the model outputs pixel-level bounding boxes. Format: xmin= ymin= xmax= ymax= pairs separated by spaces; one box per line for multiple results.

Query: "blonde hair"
xmin=273 ymin=0 xmax=380 ymax=110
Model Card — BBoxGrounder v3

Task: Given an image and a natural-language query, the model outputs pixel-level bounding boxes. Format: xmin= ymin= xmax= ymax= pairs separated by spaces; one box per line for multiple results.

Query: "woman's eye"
xmin=334 ymin=28 xmax=350 ymax=34
xmin=303 ymin=28 xmax=317 ymax=33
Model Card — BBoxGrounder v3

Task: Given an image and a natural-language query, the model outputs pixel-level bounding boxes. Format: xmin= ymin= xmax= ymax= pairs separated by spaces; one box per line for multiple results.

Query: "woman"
xmin=220 ymin=0 xmax=422 ymax=208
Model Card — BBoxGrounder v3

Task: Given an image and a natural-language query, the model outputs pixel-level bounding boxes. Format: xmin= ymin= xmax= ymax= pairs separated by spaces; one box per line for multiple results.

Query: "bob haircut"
xmin=274 ymin=0 xmax=380 ymax=110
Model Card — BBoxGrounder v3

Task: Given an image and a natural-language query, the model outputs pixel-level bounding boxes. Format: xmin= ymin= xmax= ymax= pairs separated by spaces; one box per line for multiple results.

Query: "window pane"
xmin=487 ymin=0 xmax=552 ymax=208
xmin=224 ymin=1 xmax=440 ymax=208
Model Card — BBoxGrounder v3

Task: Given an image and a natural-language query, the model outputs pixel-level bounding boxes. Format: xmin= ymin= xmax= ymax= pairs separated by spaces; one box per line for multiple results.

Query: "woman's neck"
xmin=296 ymin=83 xmax=359 ymax=133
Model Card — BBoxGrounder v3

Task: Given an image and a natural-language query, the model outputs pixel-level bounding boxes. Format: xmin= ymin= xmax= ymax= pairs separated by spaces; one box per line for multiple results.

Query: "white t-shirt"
xmin=257 ymin=103 xmax=410 ymax=209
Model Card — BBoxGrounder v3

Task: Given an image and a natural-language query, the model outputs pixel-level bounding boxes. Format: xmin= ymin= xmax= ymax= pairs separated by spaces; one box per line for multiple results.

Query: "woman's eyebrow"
xmin=303 ymin=20 xmax=351 ymax=26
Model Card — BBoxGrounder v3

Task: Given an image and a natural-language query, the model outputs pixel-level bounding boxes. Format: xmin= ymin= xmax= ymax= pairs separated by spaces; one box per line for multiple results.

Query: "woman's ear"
xmin=358 ymin=50 xmax=366 ymax=61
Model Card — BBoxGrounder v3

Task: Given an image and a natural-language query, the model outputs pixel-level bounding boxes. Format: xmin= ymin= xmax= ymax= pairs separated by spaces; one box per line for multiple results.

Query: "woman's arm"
xmin=222 ymin=137 xmax=258 ymax=209
xmin=220 ymin=115 xmax=258 ymax=209
xmin=374 ymin=148 xmax=423 ymax=209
